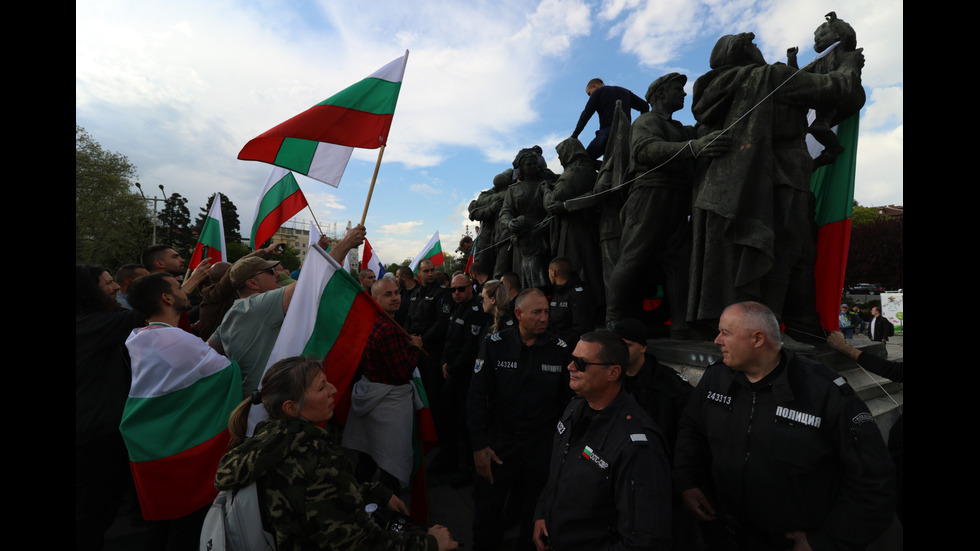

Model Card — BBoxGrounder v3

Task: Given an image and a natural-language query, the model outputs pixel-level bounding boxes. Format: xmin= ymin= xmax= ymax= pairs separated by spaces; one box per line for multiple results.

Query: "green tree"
xmin=195 ymin=193 xmax=242 ymax=242
xmin=851 ymin=201 xmax=879 ymax=226
xmin=76 ymin=125 xmax=152 ymax=270
xmin=278 ymin=244 xmax=302 ymax=272
xmin=159 ymin=192 xmax=194 ymax=256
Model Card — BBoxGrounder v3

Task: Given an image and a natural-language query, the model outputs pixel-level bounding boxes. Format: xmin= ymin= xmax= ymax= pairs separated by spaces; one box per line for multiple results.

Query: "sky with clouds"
xmin=77 ymin=0 xmax=903 ymax=266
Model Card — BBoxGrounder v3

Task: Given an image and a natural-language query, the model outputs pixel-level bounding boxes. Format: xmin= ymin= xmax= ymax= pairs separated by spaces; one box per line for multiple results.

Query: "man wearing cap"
xmin=533 ymin=330 xmax=670 ymax=550
xmin=208 ymin=225 xmax=366 ymax=397
xmin=196 ymin=241 xmax=286 ymax=343
xmin=606 ymin=73 xmax=730 ymax=337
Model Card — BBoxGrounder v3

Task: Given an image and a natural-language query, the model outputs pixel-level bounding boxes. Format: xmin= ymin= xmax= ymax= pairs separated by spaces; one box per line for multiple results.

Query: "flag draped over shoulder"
xmin=120 ymin=326 xmax=242 ymax=521
xmin=247 ymin=244 xmax=381 ymax=433
xmin=250 ymin=167 xmax=309 ymax=250
xmin=190 ymin=193 xmax=226 ymax=269
xmin=810 ymin=113 xmax=859 ymax=332
xmin=361 ymin=238 xmax=386 ymax=279
xmin=238 ymin=51 xmax=409 ymax=187
xmin=408 ymin=231 xmax=444 ymax=273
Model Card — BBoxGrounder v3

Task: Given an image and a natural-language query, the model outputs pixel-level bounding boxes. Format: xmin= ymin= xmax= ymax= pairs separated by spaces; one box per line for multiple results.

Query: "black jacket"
xmin=466 ymin=327 xmax=571 ymax=451
xmin=442 ymin=295 xmax=487 ymax=379
xmin=535 ymin=391 xmax=671 ymax=550
xmin=548 ymin=276 xmax=595 ymax=349
xmin=673 ymin=350 xmax=895 ymax=550
xmin=622 ymin=352 xmax=693 ymax=461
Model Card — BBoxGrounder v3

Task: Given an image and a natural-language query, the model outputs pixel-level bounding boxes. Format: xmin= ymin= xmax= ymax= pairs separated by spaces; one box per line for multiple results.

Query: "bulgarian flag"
xmin=189 ymin=193 xmax=226 ymax=269
xmin=408 ymin=231 xmax=445 ymax=274
xmin=238 ymin=51 xmax=409 ymax=187
xmin=247 ymin=243 xmax=381 ymax=433
xmin=361 ymin=237 xmax=386 ymax=279
xmin=250 ymin=167 xmax=309 ymax=250
xmin=409 ymin=367 xmax=438 ymax=523
xmin=120 ymin=326 xmax=242 ymax=520
xmin=810 ymin=112 xmax=859 ymax=333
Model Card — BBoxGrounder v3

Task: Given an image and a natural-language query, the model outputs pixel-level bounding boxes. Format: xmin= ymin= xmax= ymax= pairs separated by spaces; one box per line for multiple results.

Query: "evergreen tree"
xmin=159 ymin=192 xmax=194 ymax=256
xmin=195 ymin=193 xmax=242 ymax=241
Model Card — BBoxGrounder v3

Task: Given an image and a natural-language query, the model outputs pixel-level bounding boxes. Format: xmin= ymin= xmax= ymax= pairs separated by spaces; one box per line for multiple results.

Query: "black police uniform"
xmin=466 ymin=327 xmax=571 ymax=551
xmin=406 ymin=281 xmax=451 ymax=408
xmin=548 ymin=276 xmax=595 ymax=349
xmin=435 ymin=295 xmax=487 ymax=472
xmin=534 ymin=390 xmax=671 ymax=550
xmin=622 ymin=352 xmax=693 ymax=459
xmin=673 ymin=350 xmax=895 ymax=550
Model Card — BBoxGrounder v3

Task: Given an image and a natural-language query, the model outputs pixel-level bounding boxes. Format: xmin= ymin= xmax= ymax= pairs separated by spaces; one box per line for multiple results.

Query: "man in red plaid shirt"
xmin=341 ymin=277 xmax=424 ymax=495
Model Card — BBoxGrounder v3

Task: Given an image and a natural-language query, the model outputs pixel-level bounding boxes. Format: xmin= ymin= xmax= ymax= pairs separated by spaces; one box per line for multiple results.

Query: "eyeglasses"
xmin=252 ymin=268 xmax=275 ymax=278
xmin=569 ymin=356 xmax=618 ymax=372
xmin=451 ymin=286 xmax=469 ymax=293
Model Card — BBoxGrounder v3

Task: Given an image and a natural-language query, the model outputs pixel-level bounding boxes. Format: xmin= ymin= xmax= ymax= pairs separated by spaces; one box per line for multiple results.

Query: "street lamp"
xmin=134 ymin=182 xmax=167 ymax=244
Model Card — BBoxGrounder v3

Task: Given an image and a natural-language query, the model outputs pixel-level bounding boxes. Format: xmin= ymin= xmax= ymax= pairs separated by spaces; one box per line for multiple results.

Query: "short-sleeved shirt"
xmin=210 ymin=287 xmax=286 ymax=397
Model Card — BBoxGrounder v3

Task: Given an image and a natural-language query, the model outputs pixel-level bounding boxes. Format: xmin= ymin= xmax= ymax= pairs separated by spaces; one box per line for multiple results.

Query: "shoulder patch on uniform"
xmin=471 ymin=324 xmax=481 ymax=335
xmin=629 ymin=433 xmax=648 ymax=442
xmin=851 ymin=412 xmax=876 ymax=426
xmin=490 ymin=332 xmax=502 ymax=342
xmin=674 ymin=371 xmax=689 ymax=382
xmin=556 ymin=337 xmax=568 ymax=348
xmin=473 ymin=358 xmax=484 ymax=373
xmin=574 ymin=286 xmax=584 ymax=292
xmin=472 ymin=305 xmax=479 ymax=311
xmin=832 ymin=375 xmax=856 ymax=396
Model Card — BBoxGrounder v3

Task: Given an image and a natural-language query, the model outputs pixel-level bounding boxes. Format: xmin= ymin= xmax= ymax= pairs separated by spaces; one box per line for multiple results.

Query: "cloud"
xmin=379 ymin=220 xmax=425 ymax=235
xmin=410 ymin=183 xmax=439 ymax=195
xmin=860 ymin=86 xmax=902 ymax=131
xmin=855 ymin=124 xmax=903 ymax=207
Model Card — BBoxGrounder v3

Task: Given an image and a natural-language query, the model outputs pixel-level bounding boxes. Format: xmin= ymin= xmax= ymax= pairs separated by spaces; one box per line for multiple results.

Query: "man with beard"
xmin=124 ymin=272 xmax=241 ymax=549
xmin=141 ymin=243 xmax=212 ymax=334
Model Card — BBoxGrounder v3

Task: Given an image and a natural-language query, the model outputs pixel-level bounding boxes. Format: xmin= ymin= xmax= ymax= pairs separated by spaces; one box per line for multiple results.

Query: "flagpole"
xmin=305 ymin=205 xmax=323 ymax=235
xmin=359 ymin=144 xmax=386 ymax=226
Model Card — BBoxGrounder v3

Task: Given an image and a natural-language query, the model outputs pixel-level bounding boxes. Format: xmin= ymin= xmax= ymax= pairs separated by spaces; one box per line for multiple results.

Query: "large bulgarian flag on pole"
xmin=120 ymin=326 xmax=242 ymax=520
xmin=189 ymin=193 xmax=226 ymax=270
xmin=408 ymin=231 xmax=445 ymax=274
xmin=810 ymin=112 xmax=860 ymax=333
xmin=247 ymin=243 xmax=381 ymax=433
xmin=238 ymin=51 xmax=409 ymax=188
xmin=250 ymin=167 xmax=309 ymax=250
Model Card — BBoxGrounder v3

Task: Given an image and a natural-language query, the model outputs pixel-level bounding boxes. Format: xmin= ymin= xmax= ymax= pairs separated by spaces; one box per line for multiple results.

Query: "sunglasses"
xmin=569 ymin=356 xmax=617 ymax=371
xmin=451 ymin=286 xmax=469 ymax=293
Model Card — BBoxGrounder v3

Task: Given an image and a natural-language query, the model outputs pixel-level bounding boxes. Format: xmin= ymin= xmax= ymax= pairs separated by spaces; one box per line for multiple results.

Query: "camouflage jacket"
xmin=215 ymin=417 xmax=436 ymax=551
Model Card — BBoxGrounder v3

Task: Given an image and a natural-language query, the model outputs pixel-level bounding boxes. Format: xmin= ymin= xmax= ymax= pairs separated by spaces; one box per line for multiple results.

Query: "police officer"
xmin=406 ymin=258 xmax=451 ymax=407
xmin=547 ymin=256 xmax=596 ymax=350
xmin=432 ymin=274 xmax=487 ymax=478
xmin=533 ymin=330 xmax=671 ymax=551
xmin=467 ymin=288 xmax=571 ymax=551
xmin=674 ymin=301 xmax=895 ymax=551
